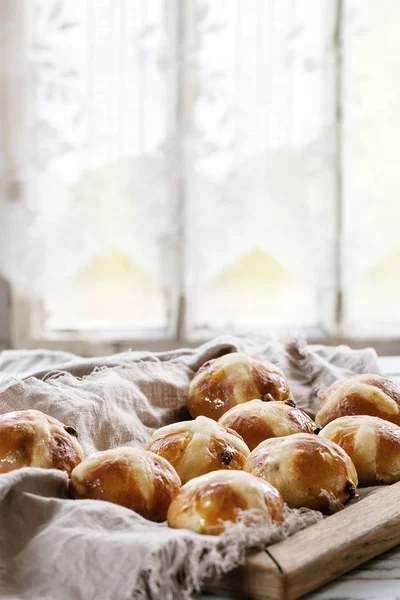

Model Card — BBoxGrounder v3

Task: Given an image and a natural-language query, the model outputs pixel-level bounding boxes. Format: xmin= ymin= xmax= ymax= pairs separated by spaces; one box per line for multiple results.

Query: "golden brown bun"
xmin=69 ymin=446 xmax=181 ymax=521
xmin=0 ymin=409 xmax=84 ymax=476
xmin=320 ymin=415 xmax=400 ymax=486
xmin=145 ymin=416 xmax=250 ymax=484
xmin=219 ymin=399 xmax=317 ymax=451
xmin=167 ymin=469 xmax=284 ymax=535
xmin=187 ymin=352 xmax=292 ymax=421
xmin=315 ymin=375 xmax=400 ymax=427
xmin=244 ymin=433 xmax=358 ymax=512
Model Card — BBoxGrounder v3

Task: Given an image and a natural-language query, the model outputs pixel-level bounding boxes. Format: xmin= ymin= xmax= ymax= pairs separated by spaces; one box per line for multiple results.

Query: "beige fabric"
xmin=0 ymin=336 xmax=379 ymax=599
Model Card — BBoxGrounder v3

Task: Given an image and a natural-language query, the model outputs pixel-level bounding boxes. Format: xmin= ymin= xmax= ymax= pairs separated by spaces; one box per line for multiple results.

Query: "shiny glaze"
xmin=0 ymin=409 xmax=84 ymax=475
xmin=70 ymin=446 xmax=181 ymax=522
xmin=167 ymin=469 xmax=284 ymax=535
xmin=145 ymin=416 xmax=250 ymax=484
xmin=244 ymin=433 xmax=358 ymax=512
xmin=316 ymin=375 xmax=400 ymax=427
xmin=219 ymin=399 xmax=316 ymax=450
xmin=187 ymin=353 xmax=292 ymax=421
xmin=321 ymin=415 xmax=400 ymax=485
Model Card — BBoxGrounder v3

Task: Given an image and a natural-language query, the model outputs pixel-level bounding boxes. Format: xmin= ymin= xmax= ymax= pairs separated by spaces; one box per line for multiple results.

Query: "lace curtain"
xmin=342 ymin=0 xmax=400 ymax=287
xmin=0 ymin=0 xmax=177 ymax=293
xmin=0 ymin=0 xmax=391 ymax=301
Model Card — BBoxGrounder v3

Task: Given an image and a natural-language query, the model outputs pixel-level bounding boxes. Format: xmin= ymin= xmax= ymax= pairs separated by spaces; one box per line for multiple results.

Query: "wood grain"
xmin=210 ymin=482 xmax=400 ymax=600
xmin=208 ymin=551 xmax=282 ymax=600
xmin=270 ymin=481 xmax=400 ymax=599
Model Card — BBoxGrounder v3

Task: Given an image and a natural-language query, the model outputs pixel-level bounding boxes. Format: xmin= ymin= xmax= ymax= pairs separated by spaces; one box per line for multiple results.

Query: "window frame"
xmin=8 ymin=284 xmax=400 ymax=356
xmin=5 ymin=0 xmax=400 ymax=355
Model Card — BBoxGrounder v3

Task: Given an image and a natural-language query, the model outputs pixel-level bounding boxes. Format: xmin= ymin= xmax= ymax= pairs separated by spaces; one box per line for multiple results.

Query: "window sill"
xmin=13 ymin=327 xmax=400 ymax=357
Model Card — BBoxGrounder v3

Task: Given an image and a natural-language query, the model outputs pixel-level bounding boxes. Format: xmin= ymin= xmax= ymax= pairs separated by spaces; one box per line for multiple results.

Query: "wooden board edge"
xmin=205 ymin=549 xmax=283 ymax=600
xmin=269 ymin=481 xmax=400 ymax=599
xmin=207 ymin=482 xmax=400 ymax=600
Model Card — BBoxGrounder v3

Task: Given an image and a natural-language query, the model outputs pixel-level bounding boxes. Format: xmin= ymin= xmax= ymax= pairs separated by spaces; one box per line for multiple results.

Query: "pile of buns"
xmin=1 ymin=352 xmax=400 ymax=535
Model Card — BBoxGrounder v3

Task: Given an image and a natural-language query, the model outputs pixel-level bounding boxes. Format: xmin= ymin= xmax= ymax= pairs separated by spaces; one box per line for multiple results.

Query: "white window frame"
xmin=5 ymin=0 xmax=400 ymax=355
xmin=9 ymin=284 xmax=400 ymax=356
xmin=9 ymin=286 xmax=332 ymax=354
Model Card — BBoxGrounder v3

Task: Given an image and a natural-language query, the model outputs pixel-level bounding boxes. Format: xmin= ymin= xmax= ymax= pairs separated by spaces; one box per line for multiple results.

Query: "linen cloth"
xmin=0 ymin=336 xmax=379 ymax=599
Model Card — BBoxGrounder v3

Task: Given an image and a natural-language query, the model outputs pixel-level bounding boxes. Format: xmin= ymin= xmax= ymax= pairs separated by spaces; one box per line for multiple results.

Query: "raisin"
xmin=345 ymin=481 xmax=356 ymax=501
xmin=64 ymin=426 xmax=78 ymax=438
xmin=285 ymin=399 xmax=297 ymax=408
xmin=220 ymin=448 xmax=234 ymax=466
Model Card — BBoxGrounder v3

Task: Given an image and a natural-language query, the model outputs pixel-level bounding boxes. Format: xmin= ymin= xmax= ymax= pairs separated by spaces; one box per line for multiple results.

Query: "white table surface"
xmin=201 ymin=356 xmax=400 ymax=600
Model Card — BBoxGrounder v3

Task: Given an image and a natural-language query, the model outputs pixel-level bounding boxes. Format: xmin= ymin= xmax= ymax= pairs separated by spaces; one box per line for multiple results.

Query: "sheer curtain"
xmin=0 ymin=1 xmax=338 ymax=297
xmin=0 ymin=0 xmax=177 ymax=295
xmin=0 ymin=1 xmax=340 ymax=320
xmin=185 ymin=1 xmax=337 ymax=291
xmin=342 ymin=0 xmax=400 ymax=284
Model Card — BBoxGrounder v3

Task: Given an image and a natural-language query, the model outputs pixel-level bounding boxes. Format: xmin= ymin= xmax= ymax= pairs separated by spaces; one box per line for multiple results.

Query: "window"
xmin=2 ymin=1 xmax=400 ymax=352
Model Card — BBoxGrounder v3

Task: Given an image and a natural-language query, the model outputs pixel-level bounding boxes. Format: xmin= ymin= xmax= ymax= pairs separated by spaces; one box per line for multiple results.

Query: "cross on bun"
xmin=167 ymin=469 xmax=284 ymax=535
xmin=244 ymin=433 xmax=358 ymax=512
xmin=145 ymin=416 xmax=250 ymax=484
xmin=315 ymin=374 xmax=400 ymax=427
xmin=320 ymin=415 xmax=400 ymax=486
xmin=187 ymin=352 xmax=292 ymax=421
xmin=219 ymin=399 xmax=317 ymax=450
xmin=0 ymin=409 xmax=84 ymax=476
xmin=69 ymin=446 xmax=181 ymax=522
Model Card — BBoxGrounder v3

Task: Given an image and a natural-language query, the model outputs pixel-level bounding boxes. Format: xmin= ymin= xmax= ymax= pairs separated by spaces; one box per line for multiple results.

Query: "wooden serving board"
xmin=208 ymin=481 xmax=400 ymax=600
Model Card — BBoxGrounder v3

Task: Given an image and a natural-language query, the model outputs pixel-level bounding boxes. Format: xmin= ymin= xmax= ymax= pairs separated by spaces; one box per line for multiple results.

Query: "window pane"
xmin=45 ymin=248 xmax=167 ymax=330
xmin=29 ymin=1 xmax=176 ymax=332
xmin=184 ymin=0 xmax=337 ymax=333
xmin=32 ymin=1 xmax=339 ymax=337
xmin=344 ymin=249 xmax=400 ymax=336
xmin=193 ymin=249 xmax=318 ymax=332
xmin=342 ymin=0 xmax=400 ymax=334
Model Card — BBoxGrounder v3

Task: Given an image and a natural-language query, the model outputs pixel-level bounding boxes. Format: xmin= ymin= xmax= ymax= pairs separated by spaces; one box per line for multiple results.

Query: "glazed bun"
xmin=70 ymin=446 xmax=181 ymax=522
xmin=0 ymin=409 xmax=84 ymax=476
xmin=145 ymin=416 xmax=250 ymax=484
xmin=315 ymin=374 xmax=400 ymax=428
xmin=187 ymin=352 xmax=292 ymax=421
xmin=219 ymin=399 xmax=317 ymax=451
xmin=167 ymin=470 xmax=284 ymax=535
xmin=244 ymin=433 xmax=358 ymax=512
xmin=320 ymin=415 xmax=400 ymax=486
